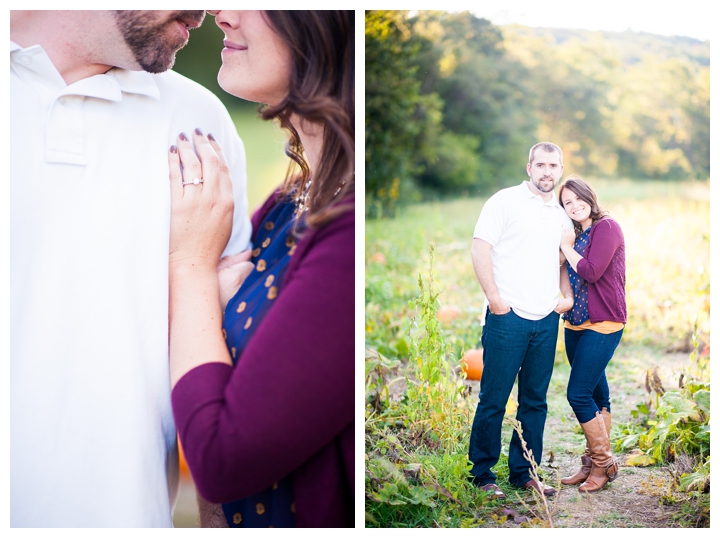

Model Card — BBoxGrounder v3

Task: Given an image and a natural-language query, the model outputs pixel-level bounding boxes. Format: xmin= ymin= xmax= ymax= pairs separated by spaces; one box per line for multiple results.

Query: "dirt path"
xmin=464 ymin=343 xmax=694 ymax=528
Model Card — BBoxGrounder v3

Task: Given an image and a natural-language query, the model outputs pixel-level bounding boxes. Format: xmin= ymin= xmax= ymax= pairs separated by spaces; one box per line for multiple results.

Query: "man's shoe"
xmin=479 ymin=483 xmax=506 ymax=500
xmin=522 ymin=479 xmax=556 ymax=496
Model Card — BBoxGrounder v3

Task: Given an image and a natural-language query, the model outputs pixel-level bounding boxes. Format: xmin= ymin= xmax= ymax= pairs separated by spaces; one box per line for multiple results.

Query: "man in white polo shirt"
xmin=467 ymin=142 xmax=573 ymax=499
xmin=10 ymin=11 xmax=252 ymax=527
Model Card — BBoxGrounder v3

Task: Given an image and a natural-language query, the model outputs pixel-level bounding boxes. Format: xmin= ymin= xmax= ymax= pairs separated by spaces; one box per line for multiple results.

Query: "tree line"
xmin=365 ymin=11 xmax=710 ymax=217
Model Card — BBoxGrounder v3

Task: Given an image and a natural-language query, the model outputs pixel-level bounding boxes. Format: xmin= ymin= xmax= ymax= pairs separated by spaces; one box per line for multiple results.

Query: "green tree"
xmin=365 ymin=10 xmax=443 ymax=217
xmin=613 ymin=55 xmax=709 ymax=179
xmin=410 ymin=12 xmax=537 ymax=193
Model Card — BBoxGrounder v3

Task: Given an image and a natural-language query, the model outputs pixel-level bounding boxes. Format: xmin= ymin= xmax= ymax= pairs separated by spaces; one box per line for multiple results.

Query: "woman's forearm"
xmin=169 ymin=262 xmax=232 ymax=389
xmin=172 ymin=210 xmax=355 ymax=502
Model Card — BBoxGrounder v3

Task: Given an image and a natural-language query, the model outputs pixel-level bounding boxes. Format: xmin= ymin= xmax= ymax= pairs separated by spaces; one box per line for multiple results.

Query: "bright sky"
xmin=468 ymin=0 xmax=712 ymax=41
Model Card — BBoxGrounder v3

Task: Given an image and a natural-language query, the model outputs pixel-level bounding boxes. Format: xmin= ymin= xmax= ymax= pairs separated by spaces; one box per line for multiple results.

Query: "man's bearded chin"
xmin=114 ymin=10 xmax=205 ymax=73
xmin=534 ymin=177 xmax=555 ymax=193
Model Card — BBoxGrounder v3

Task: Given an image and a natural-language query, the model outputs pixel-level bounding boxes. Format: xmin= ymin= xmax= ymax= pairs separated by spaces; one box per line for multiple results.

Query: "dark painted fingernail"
xmin=207 ymin=133 xmax=215 ymax=141
xmin=170 ymin=145 xmax=178 ymax=154
xmin=179 ymin=132 xmax=188 ymax=141
xmin=194 ymin=128 xmax=203 ymax=135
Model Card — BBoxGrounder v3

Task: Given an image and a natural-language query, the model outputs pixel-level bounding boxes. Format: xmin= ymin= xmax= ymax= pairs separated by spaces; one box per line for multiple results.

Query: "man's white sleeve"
xmin=219 ymin=115 xmax=252 ymax=256
xmin=473 ymin=193 xmax=504 ymax=246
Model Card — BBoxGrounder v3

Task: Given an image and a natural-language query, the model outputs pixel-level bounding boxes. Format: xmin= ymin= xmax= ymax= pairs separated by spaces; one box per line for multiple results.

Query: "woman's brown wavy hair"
xmin=559 ymin=175 xmax=609 ymax=239
xmin=261 ymin=11 xmax=354 ymax=229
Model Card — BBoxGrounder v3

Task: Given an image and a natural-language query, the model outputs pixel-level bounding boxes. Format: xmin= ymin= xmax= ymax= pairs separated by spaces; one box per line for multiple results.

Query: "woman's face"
xmin=210 ymin=11 xmax=292 ymax=106
xmin=561 ymin=188 xmax=592 ymax=226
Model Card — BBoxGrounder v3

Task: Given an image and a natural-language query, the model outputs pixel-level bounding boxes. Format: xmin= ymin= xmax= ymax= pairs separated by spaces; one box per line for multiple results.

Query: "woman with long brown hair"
xmin=557 ymin=175 xmax=625 ymax=494
xmin=167 ymin=11 xmax=354 ymax=527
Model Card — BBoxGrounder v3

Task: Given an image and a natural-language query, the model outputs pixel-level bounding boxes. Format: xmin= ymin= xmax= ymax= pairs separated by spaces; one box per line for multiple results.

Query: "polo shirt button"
xmin=19 ymin=56 xmax=31 ymax=65
xmin=57 ymin=97 xmax=66 ymax=105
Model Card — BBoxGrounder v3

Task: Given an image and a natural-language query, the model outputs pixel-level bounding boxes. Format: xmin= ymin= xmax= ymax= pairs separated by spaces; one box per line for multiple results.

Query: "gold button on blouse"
xmin=256 ymin=503 xmax=265 ymax=515
xmin=256 ymin=259 xmax=267 ymax=272
xmin=262 ymin=238 xmax=271 ymax=248
xmin=265 ymin=275 xmax=274 ymax=287
xmin=236 ymin=301 xmax=246 ymax=313
xmin=233 ymin=512 xmax=242 ymax=524
xmin=244 ymin=317 xmax=253 ymax=329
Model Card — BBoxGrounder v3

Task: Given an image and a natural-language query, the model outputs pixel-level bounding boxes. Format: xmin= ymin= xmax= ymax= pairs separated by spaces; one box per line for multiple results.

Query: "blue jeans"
xmin=564 ymin=327 xmax=624 ymax=423
xmin=468 ymin=308 xmax=559 ymax=487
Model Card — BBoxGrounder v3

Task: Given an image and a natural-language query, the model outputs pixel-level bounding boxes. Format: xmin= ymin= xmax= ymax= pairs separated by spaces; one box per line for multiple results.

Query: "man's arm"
xmin=471 ymin=238 xmax=510 ymax=315
xmin=555 ymin=262 xmax=574 ymax=314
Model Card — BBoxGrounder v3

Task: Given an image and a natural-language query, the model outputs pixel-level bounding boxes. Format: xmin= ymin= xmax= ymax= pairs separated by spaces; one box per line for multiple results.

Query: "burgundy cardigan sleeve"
xmin=172 ymin=204 xmax=355 ymax=504
xmin=576 ymin=218 xmax=623 ymax=284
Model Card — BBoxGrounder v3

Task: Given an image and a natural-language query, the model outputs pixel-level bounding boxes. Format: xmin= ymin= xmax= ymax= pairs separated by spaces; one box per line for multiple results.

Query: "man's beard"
xmin=114 ymin=10 xmax=205 ymax=73
xmin=532 ymin=176 xmax=556 ymax=193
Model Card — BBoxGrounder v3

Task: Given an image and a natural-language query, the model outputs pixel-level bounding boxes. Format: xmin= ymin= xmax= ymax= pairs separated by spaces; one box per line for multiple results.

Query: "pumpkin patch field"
xmin=365 ymin=179 xmax=710 ymax=528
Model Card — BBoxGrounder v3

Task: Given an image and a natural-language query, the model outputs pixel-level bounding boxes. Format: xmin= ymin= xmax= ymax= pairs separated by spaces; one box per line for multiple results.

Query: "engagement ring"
xmin=182 ymin=177 xmax=204 ymax=186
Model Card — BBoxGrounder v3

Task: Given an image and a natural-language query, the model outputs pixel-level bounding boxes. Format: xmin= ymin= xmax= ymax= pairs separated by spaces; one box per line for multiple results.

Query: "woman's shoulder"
xmin=589 ymin=216 xmax=624 ymax=243
xmin=593 ymin=216 xmax=622 ymax=233
xmin=302 ymin=197 xmax=355 ymax=245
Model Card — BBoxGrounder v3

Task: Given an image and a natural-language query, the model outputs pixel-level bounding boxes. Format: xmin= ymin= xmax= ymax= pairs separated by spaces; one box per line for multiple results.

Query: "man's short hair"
xmin=528 ymin=142 xmax=563 ymax=165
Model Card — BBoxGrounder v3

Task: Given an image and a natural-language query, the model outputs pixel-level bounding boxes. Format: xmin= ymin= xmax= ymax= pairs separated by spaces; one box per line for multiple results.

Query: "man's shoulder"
xmin=151 ymin=70 xmax=226 ymax=109
xmin=486 ymin=182 xmax=527 ymax=204
xmin=149 ymin=70 xmax=239 ymax=136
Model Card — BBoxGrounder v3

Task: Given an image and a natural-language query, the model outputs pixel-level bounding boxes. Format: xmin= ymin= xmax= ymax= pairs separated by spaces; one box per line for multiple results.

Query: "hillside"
xmin=502 ymin=25 xmax=709 ymax=65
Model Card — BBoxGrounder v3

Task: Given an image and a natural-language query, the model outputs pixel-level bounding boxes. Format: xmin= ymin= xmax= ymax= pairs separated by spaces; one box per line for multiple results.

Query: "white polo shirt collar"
xmin=522 ymin=180 xmax=562 ymax=206
xmin=10 ymin=40 xmax=160 ymax=101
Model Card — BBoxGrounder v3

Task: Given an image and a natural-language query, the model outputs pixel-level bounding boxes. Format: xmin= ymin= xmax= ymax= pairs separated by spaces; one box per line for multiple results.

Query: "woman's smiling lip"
xmin=223 ymin=40 xmax=248 ymax=51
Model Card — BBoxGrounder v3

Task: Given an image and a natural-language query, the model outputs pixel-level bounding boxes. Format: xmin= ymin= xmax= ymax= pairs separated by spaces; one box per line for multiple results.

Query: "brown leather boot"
xmin=578 ymin=412 xmax=619 ymax=493
xmin=560 ymin=449 xmax=591 ymax=485
xmin=599 ymin=407 xmax=617 ymax=483
xmin=561 ymin=416 xmax=591 ymax=486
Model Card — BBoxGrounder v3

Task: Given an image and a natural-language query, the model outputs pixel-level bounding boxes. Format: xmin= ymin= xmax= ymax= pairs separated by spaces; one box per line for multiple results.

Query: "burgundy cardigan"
xmin=172 ymin=192 xmax=355 ymax=527
xmin=576 ymin=217 xmax=627 ymax=324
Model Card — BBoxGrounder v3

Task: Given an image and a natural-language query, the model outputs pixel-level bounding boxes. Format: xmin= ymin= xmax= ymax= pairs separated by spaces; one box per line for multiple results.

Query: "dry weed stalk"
xmin=505 ymin=416 xmax=555 ymax=528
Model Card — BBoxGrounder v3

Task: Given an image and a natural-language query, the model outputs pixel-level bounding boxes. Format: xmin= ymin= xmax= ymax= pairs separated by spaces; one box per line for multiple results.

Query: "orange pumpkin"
xmin=437 ymin=305 xmax=461 ymax=323
xmin=462 ymin=348 xmax=484 ymax=381
xmin=369 ymin=252 xmax=386 ymax=264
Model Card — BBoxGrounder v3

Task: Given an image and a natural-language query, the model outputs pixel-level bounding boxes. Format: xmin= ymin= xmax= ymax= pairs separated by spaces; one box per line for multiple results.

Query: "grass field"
xmin=364 ymin=179 xmax=710 ymax=528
